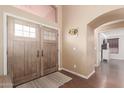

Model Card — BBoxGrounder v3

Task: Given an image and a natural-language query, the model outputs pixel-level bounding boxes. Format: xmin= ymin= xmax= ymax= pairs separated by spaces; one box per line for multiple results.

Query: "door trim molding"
xmin=3 ymin=12 xmax=61 ymax=75
xmin=3 ymin=12 xmax=7 ymax=75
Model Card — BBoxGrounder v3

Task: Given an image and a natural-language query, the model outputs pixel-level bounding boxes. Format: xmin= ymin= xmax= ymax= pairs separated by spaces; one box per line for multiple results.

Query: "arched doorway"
xmin=87 ymin=8 xmax=124 ymax=72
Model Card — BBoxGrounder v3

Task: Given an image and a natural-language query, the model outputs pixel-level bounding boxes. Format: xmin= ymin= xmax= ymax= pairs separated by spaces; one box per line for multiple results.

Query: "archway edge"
xmin=88 ymin=8 xmax=124 ymax=29
xmin=86 ymin=7 xmax=124 ymax=73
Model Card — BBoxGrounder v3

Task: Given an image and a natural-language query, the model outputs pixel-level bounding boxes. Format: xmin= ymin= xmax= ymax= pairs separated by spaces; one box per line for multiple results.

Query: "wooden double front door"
xmin=7 ymin=17 xmax=58 ymax=86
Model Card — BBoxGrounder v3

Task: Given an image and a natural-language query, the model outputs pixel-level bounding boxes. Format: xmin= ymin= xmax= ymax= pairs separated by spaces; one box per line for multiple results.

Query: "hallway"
xmin=60 ymin=59 xmax=124 ymax=88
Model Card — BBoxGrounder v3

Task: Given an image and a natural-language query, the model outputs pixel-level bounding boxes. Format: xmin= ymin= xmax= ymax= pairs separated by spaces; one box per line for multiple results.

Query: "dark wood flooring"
xmin=60 ymin=59 xmax=124 ymax=88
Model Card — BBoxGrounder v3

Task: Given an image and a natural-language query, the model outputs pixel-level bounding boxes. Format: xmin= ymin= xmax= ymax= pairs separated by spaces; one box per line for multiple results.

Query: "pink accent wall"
xmin=14 ymin=5 xmax=57 ymax=23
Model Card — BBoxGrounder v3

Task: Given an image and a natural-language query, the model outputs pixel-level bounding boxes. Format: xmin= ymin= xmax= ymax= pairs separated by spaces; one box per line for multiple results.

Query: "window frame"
xmin=14 ymin=20 xmax=37 ymax=39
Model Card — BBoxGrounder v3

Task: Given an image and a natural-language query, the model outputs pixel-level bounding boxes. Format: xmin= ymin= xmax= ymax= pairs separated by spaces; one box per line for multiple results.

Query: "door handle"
xmin=42 ymin=50 xmax=43 ymax=57
xmin=37 ymin=50 xmax=40 ymax=57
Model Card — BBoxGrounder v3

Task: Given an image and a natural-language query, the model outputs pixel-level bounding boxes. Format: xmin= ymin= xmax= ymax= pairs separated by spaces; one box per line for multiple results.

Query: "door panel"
xmin=44 ymin=43 xmax=57 ymax=69
xmin=51 ymin=44 xmax=57 ymax=68
xmin=25 ymin=41 xmax=40 ymax=76
xmin=7 ymin=17 xmax=41 ymax=86
xmin=42 ymin=27 xmax=58 ymax=75
xmin=13 ymin=41 xmax=25 ymax=79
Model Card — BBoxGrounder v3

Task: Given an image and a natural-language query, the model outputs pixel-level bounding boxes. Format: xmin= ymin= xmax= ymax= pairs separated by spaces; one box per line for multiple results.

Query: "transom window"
xmin=44 ymin=31 xmax=56 ymax=40
xmin=15 ymin=23 xmax=36 ymax=38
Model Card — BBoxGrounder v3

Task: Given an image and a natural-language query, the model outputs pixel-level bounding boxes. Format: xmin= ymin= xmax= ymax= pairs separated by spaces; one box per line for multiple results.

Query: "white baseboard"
xmin=58 ymin=67 xmax=62 ymax=70
xmin=87 ymin=69 xmax=95 ymax=79
xmin=61 ymin=68 xmax=95 ymax=79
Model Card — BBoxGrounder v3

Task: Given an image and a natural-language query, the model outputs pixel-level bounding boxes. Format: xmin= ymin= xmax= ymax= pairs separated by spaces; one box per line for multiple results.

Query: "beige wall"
xmin=62 ymin=5 xmax=124 ymax=76
xmin=0 ymin=5 xmax=62 ymax=75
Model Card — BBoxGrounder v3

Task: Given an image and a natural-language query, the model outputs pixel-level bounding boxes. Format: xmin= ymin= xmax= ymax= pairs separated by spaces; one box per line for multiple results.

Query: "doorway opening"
xmin=95 ymin=26 xmax=124 ymax=66
xmin=87 ymin=8 xmax=124 ymax=73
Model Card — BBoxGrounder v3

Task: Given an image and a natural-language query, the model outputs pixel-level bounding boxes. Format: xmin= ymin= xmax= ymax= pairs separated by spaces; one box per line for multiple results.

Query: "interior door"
xmin=7 ymin=17 xmax=41 ymax=86
xmin=42 ymin=27 xmax=58 ymax=75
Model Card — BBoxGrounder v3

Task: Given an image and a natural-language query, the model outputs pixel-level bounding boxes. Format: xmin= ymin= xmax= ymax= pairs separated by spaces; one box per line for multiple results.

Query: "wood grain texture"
xmin=7 ymin=17 xmax=41 ymax=86
xmin=42 ymin=27 xmax=58 ymax=75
